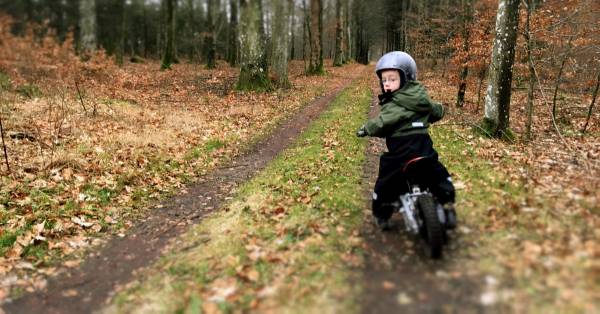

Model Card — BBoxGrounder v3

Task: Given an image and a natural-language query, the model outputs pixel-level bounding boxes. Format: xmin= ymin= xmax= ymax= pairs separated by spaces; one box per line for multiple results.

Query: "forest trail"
xmin=1 ymin=82 xmax=352 ymax=314
xmin=356 ymin=86 xmax=485 ymax=313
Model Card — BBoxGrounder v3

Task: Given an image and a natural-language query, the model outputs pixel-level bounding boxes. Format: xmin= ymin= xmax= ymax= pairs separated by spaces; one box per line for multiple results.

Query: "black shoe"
xmin=444 ymin=203 xmax=457 ymax=229
xmin=375 ymin=217 xmax=393 ymax=231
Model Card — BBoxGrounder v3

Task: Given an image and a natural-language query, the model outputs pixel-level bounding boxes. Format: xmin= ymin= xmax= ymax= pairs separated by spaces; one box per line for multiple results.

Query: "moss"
xmin=16 ymin=84 xmax=42 ymax=99
xmin=476 ymin=117 xmax=515 ymax=141
xmin=0 ymin=71 xmax=11 ymax=91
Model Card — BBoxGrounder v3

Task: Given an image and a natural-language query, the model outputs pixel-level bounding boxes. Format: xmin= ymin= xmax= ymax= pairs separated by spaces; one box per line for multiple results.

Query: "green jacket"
xmin=364 ymin=81 xmax=444 ymax=138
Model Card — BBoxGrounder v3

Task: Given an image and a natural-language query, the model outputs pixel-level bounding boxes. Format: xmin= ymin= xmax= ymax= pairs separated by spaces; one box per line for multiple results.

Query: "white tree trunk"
xmin=79 ymin=0 xmax=97 ymax=53
xmin=483 ymin=0 xmax=520 ymax=137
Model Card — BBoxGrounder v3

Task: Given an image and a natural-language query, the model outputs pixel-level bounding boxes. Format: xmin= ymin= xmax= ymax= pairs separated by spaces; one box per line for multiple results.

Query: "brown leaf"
xmin=382 ymin=281 xmax=396 ymax=290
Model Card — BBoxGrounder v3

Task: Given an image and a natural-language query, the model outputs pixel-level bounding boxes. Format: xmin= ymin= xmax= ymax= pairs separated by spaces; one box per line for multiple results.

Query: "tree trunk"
xmin=582 ymin=71 xmax=600 ymax=134
xmin=237 ymin=0 xmax=270 ymax=91
xmin=228 ymin=0 xmax=239 ymax=66
xmin=333 ymin=0 xmax=343 ymax=67
xmin=308 ymin=0 xmax=324 ymax=74
xmin=525 ymin=0 xmax=536 ymax=140
xmin=482 ymin=0 xmax=520 ymax=139
xmin=115 ymin=0 xmax=125 ymax=66
xmin=551 ymin=38 xmax=572 ymax=123
xmin=79 ymin=0 xmax=97 ymax=56
xmin=456 ymin=0 xmax=472 ymax=108
xmin=302 ymin=0 xmax=309 ymax=66
xmin=161 ymin=0 xmax=175 ymax=70
xmin=290 ymin=3 xmax=296 ymax=60
xmin=205 ymin=0 xmax=216 ymax=69
xmin=271 ymin=0 xmax=291 ymax=88
xmin=0 ymin=111 xmax=9 ymax=173
xmin=343 ymin=0 xmax=350 ymax=62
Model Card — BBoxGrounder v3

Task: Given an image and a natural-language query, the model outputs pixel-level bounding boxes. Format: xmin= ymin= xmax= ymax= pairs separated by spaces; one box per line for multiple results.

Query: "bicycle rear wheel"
xmin=417 ymin=194 xmax=444 ymax=259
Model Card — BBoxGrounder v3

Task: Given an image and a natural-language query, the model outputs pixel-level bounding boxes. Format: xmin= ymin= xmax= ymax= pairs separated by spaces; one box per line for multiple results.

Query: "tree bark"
xmin=582 ymin=71 xmax=600 ymax=134
xmin=227 ymin=0 xmax=239 ymax=66
xmin=343 ymin=0 xmax=350 ymax=62
xmin=308 ymin=0 xmax=324 ymax=74
xmin=551 ymin=38 xmax=572 ymax=123
xmin=333 ymin=0 xmax=343 ymax=66
xmin=456 ymin=0 xmax=472 ymax=108
xmin=271 ymin=0 xmax=291 ymax=88
xmin=237 ymin=0 xmax=270 ymax=91
xmin=525 ymin=0 xmax=536 ymax=140
xmin=115 ymin=0 xmax=126 ymax=66
xmin=0 ymin=111 xmax=9 ymax=173
xmin=205 ymin=0 xmax=216 ymax=69
xmin=79 ymin=0 xmax=97 ymax=55
xmin=482 ymin=0 xmax=520 ymax=138
xmin=161 ymin=0 xmax=175 ymax=70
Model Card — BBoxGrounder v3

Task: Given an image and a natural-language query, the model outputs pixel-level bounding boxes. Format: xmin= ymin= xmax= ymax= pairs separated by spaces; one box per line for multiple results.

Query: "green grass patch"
xmin=16 ymin=83 xmax=42 ymax=99
xmin=108 ymin=73 xmax=372 ymax=313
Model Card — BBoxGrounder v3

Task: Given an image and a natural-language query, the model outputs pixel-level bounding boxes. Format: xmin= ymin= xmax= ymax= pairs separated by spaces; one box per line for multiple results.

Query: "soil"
xmin=1 ymin=84 xmax=349 ymax=314
xmin=357 ymin=86 xmax=486 ymax=313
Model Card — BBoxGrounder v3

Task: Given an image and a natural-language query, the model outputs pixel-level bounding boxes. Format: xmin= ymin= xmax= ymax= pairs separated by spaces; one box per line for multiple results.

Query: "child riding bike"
xmin=357 ymin=51 xmax=457 ymax=230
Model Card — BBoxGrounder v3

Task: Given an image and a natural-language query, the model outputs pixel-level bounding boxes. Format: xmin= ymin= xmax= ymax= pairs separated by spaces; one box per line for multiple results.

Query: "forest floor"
xmin=0 ymin=35 xmax=599 ymax=313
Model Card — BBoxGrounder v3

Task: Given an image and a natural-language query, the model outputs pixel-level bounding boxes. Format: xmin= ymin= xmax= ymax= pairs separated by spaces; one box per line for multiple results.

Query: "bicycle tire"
xmin=417 ymin=194 xmax=444 ymax=259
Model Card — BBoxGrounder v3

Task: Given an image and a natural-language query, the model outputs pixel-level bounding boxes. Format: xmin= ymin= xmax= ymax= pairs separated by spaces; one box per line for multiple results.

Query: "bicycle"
xmin=389 ymin=155 xmax=455 ymax=259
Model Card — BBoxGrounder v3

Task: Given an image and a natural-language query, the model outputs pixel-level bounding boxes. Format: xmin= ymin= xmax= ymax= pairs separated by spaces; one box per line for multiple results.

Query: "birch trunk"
xmin=482 ymin=0 xmax=520 ymax=138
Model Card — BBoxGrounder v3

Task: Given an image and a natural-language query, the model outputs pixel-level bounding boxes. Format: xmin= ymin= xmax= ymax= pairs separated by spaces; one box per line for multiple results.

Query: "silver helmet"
xmin=375 ymin=51 xmax=417 ymax=82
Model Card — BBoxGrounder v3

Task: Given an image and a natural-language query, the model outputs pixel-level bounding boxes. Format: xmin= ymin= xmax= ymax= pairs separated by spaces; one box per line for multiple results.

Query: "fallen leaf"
xmin=61 ymin=289 xmax=78 ymax=297
xmin=397 ymin=292 xmax=412 ymax=305
xmin=64 ymin=260 xmax=80 ymax=268
xmin=71 ymin=216 xmax=93 ymax=228
xmin=382 ymin=281 xmax=396 ymax=290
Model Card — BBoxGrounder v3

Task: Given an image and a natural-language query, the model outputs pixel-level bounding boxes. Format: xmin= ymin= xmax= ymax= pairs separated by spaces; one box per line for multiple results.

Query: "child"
xmin=357 ymin=51 xmax=456 ymax=230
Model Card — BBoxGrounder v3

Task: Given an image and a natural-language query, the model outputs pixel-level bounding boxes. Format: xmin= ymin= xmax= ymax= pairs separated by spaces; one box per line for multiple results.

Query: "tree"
xmin=351 ymin=0 xmax=369 ymax=64
xmin=79 ymin=0 xmax=97 ymax=55
xmin=270 ymin=0 xmax=292 ymax=88
xmin=524 ymin=0 xmax=537 ymax=140
xmin=237 ymin=0 xmax=270 ymax=91
xmin=455 ymin=0 xmax=472 ymax=108
xmin=205 ymin=0 xmax=216 ymax=69
xmin=307 ymin=0 xmax=324 ymax=74
xmin=481 ymin=0 xmax=520 ymax=138
xmin=161 ymin=0 xmax=175 ymax=70
xmin=582 ymin=71 xmax=599 ymax=134
xmin=115 ymin=0 xmax=126 ymax=65
xmin=227 ymin=0 xmax=239 ymax=66
xmin=332 ymin=0 xmax=343 ymax=66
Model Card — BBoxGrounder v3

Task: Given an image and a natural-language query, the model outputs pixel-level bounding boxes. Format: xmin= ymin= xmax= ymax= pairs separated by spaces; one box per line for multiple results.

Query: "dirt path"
xmin=357 ymin=87 xmax=485 ymax=313
xmin=2 ymin=83 xmax=351 ymax=314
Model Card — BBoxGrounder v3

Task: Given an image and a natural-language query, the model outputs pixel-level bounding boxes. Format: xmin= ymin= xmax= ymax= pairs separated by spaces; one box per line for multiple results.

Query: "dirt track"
xmin=1 ymin=84 xmax=350 ymax=314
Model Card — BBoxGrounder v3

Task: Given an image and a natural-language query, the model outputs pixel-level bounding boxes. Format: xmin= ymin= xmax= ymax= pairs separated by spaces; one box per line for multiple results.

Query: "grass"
xmin=430 ymin=123 xmax=598 ymax=312
xmin=107 ymin=71 xmax=372 ymax=313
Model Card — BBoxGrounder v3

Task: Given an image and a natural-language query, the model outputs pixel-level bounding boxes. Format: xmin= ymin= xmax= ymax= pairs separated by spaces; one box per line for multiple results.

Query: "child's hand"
xmin=356 ymin=125 xmax=367 ymax=137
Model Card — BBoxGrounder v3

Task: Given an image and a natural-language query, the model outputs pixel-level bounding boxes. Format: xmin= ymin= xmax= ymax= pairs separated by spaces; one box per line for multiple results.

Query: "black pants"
xmin=372 ymin=133 xmax=455 ymax=220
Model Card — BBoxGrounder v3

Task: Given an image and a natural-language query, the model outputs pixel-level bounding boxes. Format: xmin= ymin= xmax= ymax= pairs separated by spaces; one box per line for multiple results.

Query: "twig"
xmin=75 ymin=79 xmax=88 ymax=115
xmin=0 ymin=108 xmax=9 ymax=173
